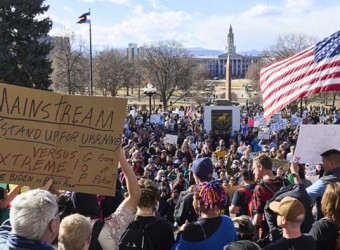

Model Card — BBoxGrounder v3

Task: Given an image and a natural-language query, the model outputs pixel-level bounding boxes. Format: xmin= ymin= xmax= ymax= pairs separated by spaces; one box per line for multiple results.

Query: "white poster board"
xmin=295 ymin=125 xmax=340 ymax=164
xmin=150 ymin=114 xmax=160 ymax=124
xmin=270 ymin=120 xmax=287 ymax=132
xmin=178 ymin=111 xmax=185 ymax=117
xmin=129 ymin=110 xmax=136 ymax=117
xmin=258 ymin=130 xmax=271 ymax=140
xmin=164 ymin=134 xmax=178 ymax=145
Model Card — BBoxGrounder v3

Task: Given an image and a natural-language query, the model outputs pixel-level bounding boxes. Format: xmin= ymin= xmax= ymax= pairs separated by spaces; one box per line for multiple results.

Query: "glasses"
xmin=49 ymin=209 xmax=62 ymax=224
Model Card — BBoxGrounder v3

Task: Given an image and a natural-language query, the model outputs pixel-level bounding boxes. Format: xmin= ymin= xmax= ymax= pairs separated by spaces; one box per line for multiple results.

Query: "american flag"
xmin=260 ymin=30 xmax=340 ymax=120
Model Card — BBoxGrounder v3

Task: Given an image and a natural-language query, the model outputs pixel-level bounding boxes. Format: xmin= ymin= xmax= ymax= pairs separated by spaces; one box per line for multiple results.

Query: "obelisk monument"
xmin=225 ymin=54 xmax=231 ymax=100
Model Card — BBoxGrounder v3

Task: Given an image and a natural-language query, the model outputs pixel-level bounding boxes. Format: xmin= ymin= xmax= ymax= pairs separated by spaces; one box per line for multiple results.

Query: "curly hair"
xmin=321 ymin=182 xmax=340 ymax=225
xmin=138 ymin=179 xmax=159 ymax=208
xmin=194 ymin=181 xmax=227 ymax=211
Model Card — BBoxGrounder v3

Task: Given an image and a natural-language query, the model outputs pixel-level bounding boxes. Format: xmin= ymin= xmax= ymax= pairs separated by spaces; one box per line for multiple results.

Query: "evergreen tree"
xmin=0 ymin=0 xmax=53 ymax=89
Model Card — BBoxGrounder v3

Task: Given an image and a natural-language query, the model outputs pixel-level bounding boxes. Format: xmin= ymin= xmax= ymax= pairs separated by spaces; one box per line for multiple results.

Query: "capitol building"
xmin=193 ymin=26 xmax=260 ymax=78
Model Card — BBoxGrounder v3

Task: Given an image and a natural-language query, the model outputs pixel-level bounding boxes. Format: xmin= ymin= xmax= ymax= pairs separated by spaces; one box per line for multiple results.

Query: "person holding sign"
xmin=0 ymin=185 xmax=22 ymax=225
xmin=291 ymin=149 xmax=340 ymax=220
xmin=72 ymin=149 xmax=141 ymax=250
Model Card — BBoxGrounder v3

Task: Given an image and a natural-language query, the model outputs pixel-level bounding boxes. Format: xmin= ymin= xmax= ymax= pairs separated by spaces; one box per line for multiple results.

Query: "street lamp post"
xmin=143 ymin=83 xmax=157 ymax=116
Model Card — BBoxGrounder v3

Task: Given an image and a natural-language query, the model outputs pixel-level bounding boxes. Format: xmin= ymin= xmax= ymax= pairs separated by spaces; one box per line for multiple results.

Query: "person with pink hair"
xmin=172 ymin=181 xmax=237 ymax=250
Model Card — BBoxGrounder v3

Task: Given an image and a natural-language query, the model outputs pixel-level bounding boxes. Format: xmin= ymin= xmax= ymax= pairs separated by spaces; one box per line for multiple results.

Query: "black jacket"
xmin=264 ymin=184 xmax=314 ymax=242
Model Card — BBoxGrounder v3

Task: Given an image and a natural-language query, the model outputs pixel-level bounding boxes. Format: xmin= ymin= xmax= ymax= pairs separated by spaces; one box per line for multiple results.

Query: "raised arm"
xmin=0 ymin=185 xmax=21 ymax=208
xmin=119 ymin=149 xmax=141 ymax=213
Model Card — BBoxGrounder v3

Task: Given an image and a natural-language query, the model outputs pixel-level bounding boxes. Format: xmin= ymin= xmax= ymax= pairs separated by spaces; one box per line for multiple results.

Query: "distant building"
xmin=127 ymin=43 xmax=144 ymax=62
xmin=193 ymin=25 xmax=260 ymax=78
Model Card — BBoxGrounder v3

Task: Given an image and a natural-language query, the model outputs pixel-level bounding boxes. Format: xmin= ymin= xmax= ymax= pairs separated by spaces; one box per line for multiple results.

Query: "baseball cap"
xmin=321 ymin=149 xmax=340 ymax=157
xmin=191 ymin=157 xmax=214 ymax=181
xmin=269 ymin=197 xmax=305 ymax=222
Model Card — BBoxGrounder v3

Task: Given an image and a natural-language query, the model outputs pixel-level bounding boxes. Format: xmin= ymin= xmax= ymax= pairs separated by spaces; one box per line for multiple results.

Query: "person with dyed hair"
xmin=172 ymin=181 xmax=237 ymax=250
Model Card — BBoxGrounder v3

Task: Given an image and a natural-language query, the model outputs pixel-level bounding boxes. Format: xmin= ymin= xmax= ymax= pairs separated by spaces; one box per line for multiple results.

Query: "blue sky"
xmin=44 ymin=0 xmax=340 ymax=52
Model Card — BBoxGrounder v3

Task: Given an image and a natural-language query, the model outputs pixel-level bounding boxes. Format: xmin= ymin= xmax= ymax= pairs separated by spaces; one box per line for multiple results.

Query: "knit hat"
xmin=269 ymin=197 xmax=305 ymax=222
xmin=71 ymin=192 xmax=100 ymax=218
xmin=191 ymin=157 xmax=214 ymax=181
xmin=224 ymin=240 xmax=262 ymax=250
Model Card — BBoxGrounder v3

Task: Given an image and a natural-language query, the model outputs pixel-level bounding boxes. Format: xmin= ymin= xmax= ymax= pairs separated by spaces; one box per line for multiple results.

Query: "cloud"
xmin=284 ymin=0 xmax=315 ymax=13
xmin=242 ymin=4 xmax=280 ymax=17
xmin=78 ymin=0 xmax=131 ymax=4
xmin=49 ymin=1 xmax=340 ymax=52
xmin=90 ymin=9 xmax=193 ymax=49
xmin=147 ymin=0 xmax=167 ymax=11
xmin=63 ymin=6 xmax=73 ymax=13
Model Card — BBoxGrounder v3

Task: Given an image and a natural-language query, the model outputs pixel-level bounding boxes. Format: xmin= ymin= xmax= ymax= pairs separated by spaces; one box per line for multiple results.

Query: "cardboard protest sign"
xmin=271 ymin=158 xmax=290 ymax=172
xmin=295 ymin=125 xmax=340 ymax=164
xmin=0 ymin=83 xmax=127 ymax=196
xmin=164 ymin=134 xmax=178 ymax=145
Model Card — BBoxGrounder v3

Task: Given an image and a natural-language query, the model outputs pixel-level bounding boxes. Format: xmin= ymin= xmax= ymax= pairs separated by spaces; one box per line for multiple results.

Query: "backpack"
xmin=264 ymin=184 xmax=314 ymax=242
xmin=89 ymin=219 xmax=105 ymax=250
xmin=119 ymin=218 xmax=160 ymax=250
xmin=335 ymin=230 xmax=340 ymax=250
xmin=239 ymin=187 xmax=253 ymax=217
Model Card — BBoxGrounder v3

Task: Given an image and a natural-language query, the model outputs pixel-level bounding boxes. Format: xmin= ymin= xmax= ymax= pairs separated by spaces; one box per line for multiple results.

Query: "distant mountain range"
xmin=187 ymin=47 xmax=263 ymax=56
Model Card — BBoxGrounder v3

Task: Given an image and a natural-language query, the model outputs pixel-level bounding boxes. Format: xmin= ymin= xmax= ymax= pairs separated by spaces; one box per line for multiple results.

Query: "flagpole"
xmin=89 ymin=8 xmax=93 ymax=96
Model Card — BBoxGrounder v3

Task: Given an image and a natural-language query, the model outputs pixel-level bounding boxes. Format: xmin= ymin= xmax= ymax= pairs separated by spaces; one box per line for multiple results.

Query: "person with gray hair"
xmin=0 ymin=181 xmax=59 ymax=250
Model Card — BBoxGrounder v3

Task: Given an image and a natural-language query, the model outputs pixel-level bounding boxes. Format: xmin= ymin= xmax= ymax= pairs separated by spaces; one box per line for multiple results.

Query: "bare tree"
xmin=141 ymin=40 xmax=195 ymax=110
xmin=245 ymin=61 xmax=263 ymax=92
xmin=191 ymin=64 xmax=210 ymax=91
xmin=270 ymin=32 xmax=317 ymax=60
xmin=94 ymin=49 xmax=131 ymax=96
xmin=132 ymin=61 xmax=148 ymax=101
xmin=51 ymin=32 xmax=88 ymax=94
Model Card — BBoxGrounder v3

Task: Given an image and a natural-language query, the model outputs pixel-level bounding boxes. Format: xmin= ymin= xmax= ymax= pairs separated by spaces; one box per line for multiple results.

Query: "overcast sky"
xmin=44 ymin=0 xmax=340 ymax=52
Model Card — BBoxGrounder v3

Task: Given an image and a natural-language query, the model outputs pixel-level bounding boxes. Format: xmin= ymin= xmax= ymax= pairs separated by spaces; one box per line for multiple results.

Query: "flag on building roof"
xmin=260 ymin=30 xmax=340 ymax=120
xmin=77 ymin=12 xmax=90 ymax=24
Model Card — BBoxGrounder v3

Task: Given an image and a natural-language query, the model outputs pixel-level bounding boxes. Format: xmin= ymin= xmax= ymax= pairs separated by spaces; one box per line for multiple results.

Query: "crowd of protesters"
xmin=0 ymin=101 xmax=339 ymax=250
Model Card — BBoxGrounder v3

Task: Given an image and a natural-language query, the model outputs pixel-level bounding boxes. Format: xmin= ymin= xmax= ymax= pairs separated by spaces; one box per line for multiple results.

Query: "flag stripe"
xmin=260 ymin=46 xmax=314 ymax=77
xmin=260 ymin=49 xmax=314 ymax=89
xmin=263 ymin=60 xmax=340 ymax=101
xmin=264 ymin=79 xmax=340 ymax=119
xmin=260 ymin=30 xmax=340 ymax=120
xmin=264 ymin=69 xmax=340 ymax=110
xmin=261 ymin=57 xmax=314 ymax=97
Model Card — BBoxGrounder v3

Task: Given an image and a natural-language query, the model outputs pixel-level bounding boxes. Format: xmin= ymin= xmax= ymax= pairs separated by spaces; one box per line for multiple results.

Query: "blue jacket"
xmin=172 ymin=215 xmax=237 ymax=250
xmin=0 ymin=220 xmax=54 ymax=250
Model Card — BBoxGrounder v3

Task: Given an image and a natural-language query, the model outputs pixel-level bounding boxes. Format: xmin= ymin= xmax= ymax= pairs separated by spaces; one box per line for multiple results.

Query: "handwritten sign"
xmin=295 ymin=125 xmax=340 ymax=164
xmin=0 ymin=83 xmax=127 ymax=196
xmin=164 ymin=134 xmax=178 ymax=145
